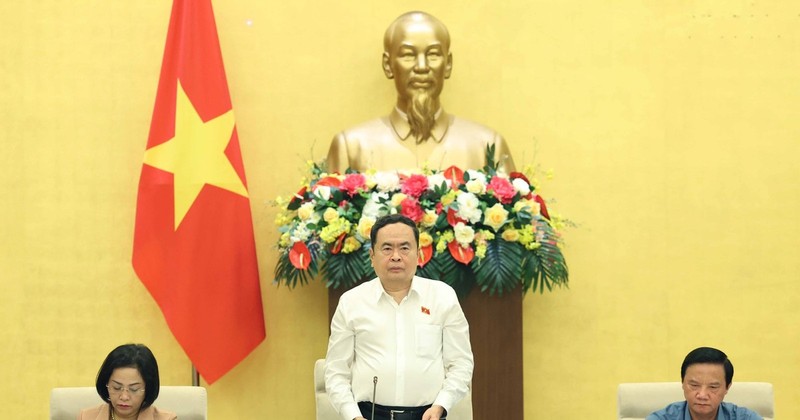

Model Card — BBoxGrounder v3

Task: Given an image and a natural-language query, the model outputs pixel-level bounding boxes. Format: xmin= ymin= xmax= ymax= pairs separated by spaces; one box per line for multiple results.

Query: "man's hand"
xmin=421 ymin=405 xmax=445 ymax=420
xmin=353 ymin=417 xmax=367 ymax=420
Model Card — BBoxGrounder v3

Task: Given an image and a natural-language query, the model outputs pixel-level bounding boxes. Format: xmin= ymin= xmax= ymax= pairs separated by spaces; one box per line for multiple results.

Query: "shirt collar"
xmin=390 ymin=107 xmax=449 ymax=143
xmin=371 ymin=276 xmax=423 ymax=304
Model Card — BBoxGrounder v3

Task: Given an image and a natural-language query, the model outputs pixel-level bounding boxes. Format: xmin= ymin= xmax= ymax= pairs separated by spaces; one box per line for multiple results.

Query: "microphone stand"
xmin=371 ymin=376 xmax=378 ymax=420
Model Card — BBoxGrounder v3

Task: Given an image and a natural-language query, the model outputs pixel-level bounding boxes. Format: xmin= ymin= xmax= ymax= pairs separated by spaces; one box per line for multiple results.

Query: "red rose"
xmin=487 ymin=176 xmax=516 ymax=204
xmin=401 ymin=174 xmax=429 ymax=197
xmin=340 ymin=173 xmax=367 ymax=196
xmin=400 ymin=197 xmax=424 ymax=223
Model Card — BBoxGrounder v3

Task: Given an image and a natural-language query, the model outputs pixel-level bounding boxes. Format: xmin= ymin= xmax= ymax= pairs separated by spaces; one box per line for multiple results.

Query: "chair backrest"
xmin=50 ymin=386 xmax=208 ymax=420
xmin=314 ymin=359 xmax=473 ymax=420
xmin=617 ymin=382 xmax=774 ymax=420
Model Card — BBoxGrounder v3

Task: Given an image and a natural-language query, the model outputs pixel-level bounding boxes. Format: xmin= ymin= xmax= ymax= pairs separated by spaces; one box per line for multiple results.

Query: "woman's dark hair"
xmin=370 ymin=214 xmax=419 ymax=248
xmin=681 ymin=346 xmax=734 ymax=387
xmin=95 ymin=343 xmax=161 ymax=409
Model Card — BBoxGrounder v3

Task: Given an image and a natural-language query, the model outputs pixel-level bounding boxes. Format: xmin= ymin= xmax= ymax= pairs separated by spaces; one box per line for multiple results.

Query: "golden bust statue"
xmin=326 ymin=11 xmax=515 ymax=173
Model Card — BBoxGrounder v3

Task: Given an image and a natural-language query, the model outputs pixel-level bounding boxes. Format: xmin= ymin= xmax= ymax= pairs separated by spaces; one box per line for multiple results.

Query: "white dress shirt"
xmin=324 ymin=276 xmax=474 ymax=420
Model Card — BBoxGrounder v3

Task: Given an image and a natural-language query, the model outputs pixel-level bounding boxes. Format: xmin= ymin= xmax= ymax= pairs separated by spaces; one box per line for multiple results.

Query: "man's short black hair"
xmin=370 ymin=214 xmax=419 ymax=249
xmin=681 ymin=346 xmax=734 ymax=387
xmin=95 ymin=343 xmax=161 ymax=408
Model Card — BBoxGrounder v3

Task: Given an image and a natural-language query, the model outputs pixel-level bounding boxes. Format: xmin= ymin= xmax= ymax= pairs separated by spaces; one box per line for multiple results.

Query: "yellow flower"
xmin=297 ymin=202 xmax=315 ymax=221
xmin=419 ymin=231 xmax=433 ymax=247
xmin=323 ymin=207 xmax=339 ymax=223
xmin=526 ymin=241 xmax=542 ymax=250
xmin=501 ymin=229 xmax=520 ymax=242
xmin=320 ymin=218 xmax=351 ymax=243
xmin=483 ymin=203 xmax=509 ymax=232
xmin=274 ymin=212 xmax=292 ymax=227
xmin=421 ymin=210 xmax=438 ymax=227
xmin=475 ymin=229 xmax=495 ymax=243
xmin=342 ymin=236 xmax=362 ymax=253
xmin=390 ymin=193 xmax=407 ymax=207
xmin=518 ymin=225 xmax=535 ymax=246
xmin=514 ymin=198 xmax=540 ymax=216
xmin=356 ymin=216 xmax=376 ymax=240
xmin=436 ymin=230 xmax=454 ymax=253
xmin=440 ymin=190 xmax=457 ymax=206
xmin=475 ymin=243 xmax=487 ymax=259
xmin=278 ymin=232 xmax=291 ymax=247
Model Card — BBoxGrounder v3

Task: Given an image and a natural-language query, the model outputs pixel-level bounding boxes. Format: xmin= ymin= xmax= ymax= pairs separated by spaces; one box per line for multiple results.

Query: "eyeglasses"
xmin=107 ymin=384 xmax=145 ymax=395
xmin=378 ymin=245 xmax=415 ymax=256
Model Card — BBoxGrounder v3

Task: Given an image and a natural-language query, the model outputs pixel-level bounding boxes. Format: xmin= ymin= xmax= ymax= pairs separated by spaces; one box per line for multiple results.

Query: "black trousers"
xmin=357 ymin=402 xmax=446 ymax=420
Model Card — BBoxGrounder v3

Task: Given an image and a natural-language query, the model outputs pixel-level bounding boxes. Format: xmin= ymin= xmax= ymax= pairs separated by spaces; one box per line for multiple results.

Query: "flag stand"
xmin=191 ymin=365 xmax=200 ymax=386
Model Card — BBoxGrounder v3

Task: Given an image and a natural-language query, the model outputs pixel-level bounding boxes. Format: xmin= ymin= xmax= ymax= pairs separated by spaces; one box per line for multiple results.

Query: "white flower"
xmin=374 ymin=171 xmax=401 ymax=192
xmin=291 ymin=222 xmax=311 ymax=242
xmin=456 ymin=192 xmax=482 ymax=224
xmin=512 ymin=178 xmax=531 ymax=196
xmin=362 ymin=199 xmax=384 ymax=219
xmin=465 ymin=179 xmax=486 ymax=194
xmin=466 ymin=169 xmax=487 ymax=184
xmin=313 ymin=185 xmax=331 ymax=202
xmin=453 ymin=222 xmax=475 ymax=246
xmin=427 ymin=173 xmax=449 ymax=190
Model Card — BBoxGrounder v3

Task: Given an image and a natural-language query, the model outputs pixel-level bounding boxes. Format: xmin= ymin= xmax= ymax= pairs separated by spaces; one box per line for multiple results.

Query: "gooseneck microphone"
xmin=371 ymin=376 xmax=378 ymax=420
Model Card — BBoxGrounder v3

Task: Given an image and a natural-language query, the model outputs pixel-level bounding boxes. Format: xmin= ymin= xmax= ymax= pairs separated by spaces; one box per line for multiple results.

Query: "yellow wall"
xmin=1 ymin=1 xmax=797 ymax=418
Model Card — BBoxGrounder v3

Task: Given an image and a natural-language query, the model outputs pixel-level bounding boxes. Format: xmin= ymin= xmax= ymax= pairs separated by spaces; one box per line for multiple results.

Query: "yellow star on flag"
xmin=143 ymin=81 xmax=248 ymax=230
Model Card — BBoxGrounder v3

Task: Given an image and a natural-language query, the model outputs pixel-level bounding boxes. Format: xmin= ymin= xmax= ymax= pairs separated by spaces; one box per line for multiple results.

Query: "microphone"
xmin=371 ymin=376 xmax=378 ymax=420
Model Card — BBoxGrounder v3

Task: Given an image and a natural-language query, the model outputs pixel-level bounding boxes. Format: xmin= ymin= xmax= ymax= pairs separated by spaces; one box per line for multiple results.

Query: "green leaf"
xmin=274 ymin=242 xmax=323 ymax=288
xmin=522 ymin=222 xmax=569 ymax=293
xmin=322 ymin=246 xmax=375 ymax=289
xmin=418 ymin=252 xmax=476 ymax=299
xmin=473 ymin=239 xmax=524 ymax=296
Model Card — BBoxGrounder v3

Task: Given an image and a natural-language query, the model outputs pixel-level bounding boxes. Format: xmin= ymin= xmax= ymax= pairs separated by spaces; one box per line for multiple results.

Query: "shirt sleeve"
xmin=431 ymin=289 xmax=474 ymax=412
xmin=324 ymin=297 xmax=363 ymax=420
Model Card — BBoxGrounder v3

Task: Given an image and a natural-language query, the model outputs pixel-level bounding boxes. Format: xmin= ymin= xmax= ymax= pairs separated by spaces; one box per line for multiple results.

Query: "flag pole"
xmin=192 ymin=364 xmax=200 ymax=386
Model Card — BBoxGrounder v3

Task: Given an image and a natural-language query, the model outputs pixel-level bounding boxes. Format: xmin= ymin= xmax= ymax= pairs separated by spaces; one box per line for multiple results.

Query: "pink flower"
xmin=340 ymin=173 xmax=367 ymax=196
xmin=487 ymin=176 xmax=516 ymax=204
xmin=401 ymin=174 xmax=429 ymax=197
xmin=400 ymin=197 xmax=424 ymax=223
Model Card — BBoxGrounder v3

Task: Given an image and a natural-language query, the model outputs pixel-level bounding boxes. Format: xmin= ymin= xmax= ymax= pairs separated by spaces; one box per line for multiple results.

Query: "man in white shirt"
xmin=324 ymin=214 xmax=474 ymax=420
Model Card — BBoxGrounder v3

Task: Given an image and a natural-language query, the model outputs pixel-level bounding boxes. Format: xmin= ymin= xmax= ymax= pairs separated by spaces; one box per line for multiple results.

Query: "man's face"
xmin=369 ymin=222 xmax=418 ymax=285
xmin=383 ymin=20 xmax=452 ymax=111
xmin=682 ymin=363 xmax=729 ymax=419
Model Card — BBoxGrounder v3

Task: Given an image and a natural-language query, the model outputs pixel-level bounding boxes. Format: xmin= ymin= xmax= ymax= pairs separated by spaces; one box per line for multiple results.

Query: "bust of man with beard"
xmin=326 ymin=11 xmax=516 ymax=174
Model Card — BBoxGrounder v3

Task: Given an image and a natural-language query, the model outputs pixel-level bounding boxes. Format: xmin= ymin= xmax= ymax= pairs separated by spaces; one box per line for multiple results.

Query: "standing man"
xmin=647 ymin=347 xmax=763 ymax=420
xmin=324 ymin=214 xmax=474 ymax=420
xmin=326 ymin=11 xmax=515 ymax=174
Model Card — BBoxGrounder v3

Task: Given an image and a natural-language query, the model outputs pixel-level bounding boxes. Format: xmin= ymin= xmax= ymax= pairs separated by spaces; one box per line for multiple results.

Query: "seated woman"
xmin=79 ymin=343 xmax=177 ymax=420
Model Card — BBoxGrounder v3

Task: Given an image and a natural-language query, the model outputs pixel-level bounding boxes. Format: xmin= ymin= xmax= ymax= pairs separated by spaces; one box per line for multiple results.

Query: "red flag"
xmin=132 ymin=0 xmax=265 ymax=384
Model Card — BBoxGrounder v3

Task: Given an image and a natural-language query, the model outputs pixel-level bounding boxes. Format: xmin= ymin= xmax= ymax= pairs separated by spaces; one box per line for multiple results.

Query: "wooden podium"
xmin=328 ymin=285 xmax=523 ymax=419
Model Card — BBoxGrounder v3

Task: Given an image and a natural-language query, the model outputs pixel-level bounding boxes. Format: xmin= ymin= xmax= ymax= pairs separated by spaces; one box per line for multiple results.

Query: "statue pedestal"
xmin=327 ymin=286 xmax=523 ymax=419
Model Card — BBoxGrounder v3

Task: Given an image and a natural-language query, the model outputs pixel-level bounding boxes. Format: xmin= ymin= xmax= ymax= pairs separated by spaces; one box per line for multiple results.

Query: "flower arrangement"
xmin=273 ymin=146 xmax=568 ymax=297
